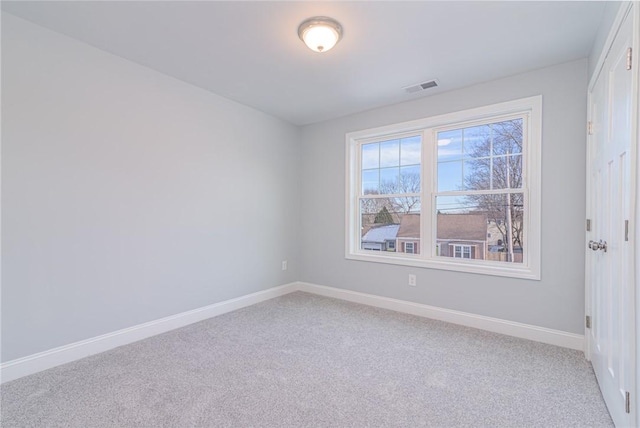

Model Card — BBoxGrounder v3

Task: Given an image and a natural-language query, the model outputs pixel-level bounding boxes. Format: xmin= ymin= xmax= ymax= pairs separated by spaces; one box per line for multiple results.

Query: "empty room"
xmin=1 ymin=1 xmax=638 ymax=426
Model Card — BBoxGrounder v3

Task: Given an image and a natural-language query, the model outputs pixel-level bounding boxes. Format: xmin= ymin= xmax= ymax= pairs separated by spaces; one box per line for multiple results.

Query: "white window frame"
xmin=405 ymin=242 xmax=415 ymax=254
xmin=452 ymin=244 xmax=472 ymax=259
xmin=345 ymin=96 xmax=542 ymax=280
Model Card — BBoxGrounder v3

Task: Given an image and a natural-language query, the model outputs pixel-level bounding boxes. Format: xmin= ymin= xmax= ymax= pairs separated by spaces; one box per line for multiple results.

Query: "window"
xmin=452 ymin=245 xmax=472 ymax=259
xmin=346 ymin=96 xmax=541 ymax=279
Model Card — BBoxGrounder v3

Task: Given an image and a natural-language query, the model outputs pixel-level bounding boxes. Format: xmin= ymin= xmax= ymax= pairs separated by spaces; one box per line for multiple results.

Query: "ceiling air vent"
xmin=403 ymin=79 xmax=439 ymax=94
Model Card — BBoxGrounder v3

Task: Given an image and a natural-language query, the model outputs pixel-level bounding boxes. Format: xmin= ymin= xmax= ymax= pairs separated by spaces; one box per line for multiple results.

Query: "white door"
xmin=587 ymin=7 xmax=635 ymax=427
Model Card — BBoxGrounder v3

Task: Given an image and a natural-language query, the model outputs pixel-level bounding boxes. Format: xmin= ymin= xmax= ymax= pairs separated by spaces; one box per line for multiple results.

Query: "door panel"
xmin=588 ymin=8 xmax=634 ymax=427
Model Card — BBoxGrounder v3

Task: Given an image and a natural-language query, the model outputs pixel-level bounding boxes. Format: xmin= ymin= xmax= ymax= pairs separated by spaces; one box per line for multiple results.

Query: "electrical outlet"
xmin=282 ymin=260 xmax=288 ymax=271
xmin=408 ymin=274 xmax=416 ymax=286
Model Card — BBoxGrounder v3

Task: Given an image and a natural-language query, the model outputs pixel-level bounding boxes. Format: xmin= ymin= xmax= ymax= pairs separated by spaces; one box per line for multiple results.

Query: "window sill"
xmin=345 ymin=252 xmax=540 ymax=280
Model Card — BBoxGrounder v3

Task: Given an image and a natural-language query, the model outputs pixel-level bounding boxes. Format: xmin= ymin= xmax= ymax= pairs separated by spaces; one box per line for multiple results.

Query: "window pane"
xmin=391 ymin=196 xmax=421 ymax=214
xmin=463 ymin=124 xmax=491 ymax=158
xmin=463 ymin=158 xmax=490 ymax=191
xmin=362 ymin=143 xmax=379 ymax=170
xmin=437 ymin=160 xmax=462 ymax=192
xmin=491 ymin=154 xmax=523 ymax=189
xmin=435 ymin=194 xmax=523 ymax=263
xmin=435 ymin=195 xmax=476 ymax=214
xmin=400 ymin=165 xmax=421 ymax=193
xmin=360 ymin=198 xmax=420 ymax=254
xmin=397 ymin=210 xmax=420 ymax=254
xmin=508 ymin=155 xmax=523 ymax=188
xmin=380 ymin=139 xmax=400 ymax=168
xmin=493 ymin=119 xmax=523 ymax=155
xmin=401 ymin=136 xmax=421 ymax=165
xmin=362 ymin=169 xmax=379 ymax=194
xmin=380 ymin=168 xmax=400 ymax=193
xmin=437 ymin=129 xmax=463 ymax=161
xmin=361 ymin=199 xmax=395 ymax=231
xmin=485 ymin=193 xmax=524 ymax=263
xmin=435 ymin=198 xmax=485 ymax=259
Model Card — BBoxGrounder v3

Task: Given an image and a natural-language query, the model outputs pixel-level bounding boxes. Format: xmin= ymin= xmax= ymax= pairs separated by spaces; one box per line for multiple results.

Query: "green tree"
xmin=374 ymin=206 xmax=394 ymax=224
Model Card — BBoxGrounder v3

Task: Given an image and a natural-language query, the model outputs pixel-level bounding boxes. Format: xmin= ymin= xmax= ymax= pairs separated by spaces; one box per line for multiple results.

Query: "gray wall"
xmin=299 ymin=59 xmax=588 ymax=334
xmin=2 ymin=14 xmax=301 ymax=362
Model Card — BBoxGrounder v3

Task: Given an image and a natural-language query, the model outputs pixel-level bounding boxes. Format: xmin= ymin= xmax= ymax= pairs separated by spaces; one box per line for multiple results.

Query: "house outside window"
xmin=345 ymin=96 xmax=541 ymax=279
xmin=361 ymin=224 xmax=400 ymax=252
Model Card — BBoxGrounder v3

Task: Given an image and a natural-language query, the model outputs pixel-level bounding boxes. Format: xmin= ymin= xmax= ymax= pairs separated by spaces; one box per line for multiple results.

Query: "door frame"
xmin=585 ymin=1 xmax=639 ymax=424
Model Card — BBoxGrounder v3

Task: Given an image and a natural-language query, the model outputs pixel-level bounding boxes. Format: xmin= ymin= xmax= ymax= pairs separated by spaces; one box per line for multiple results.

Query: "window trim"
xmin=345 ymin=96 xmax=542 ymax=280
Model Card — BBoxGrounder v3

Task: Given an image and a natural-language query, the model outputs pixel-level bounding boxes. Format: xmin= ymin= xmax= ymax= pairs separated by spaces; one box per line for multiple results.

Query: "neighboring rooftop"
xmin=397 ymin=214 xmax=420 ymax=239
xmin=361 ymin=224 xmax=400 ymax=243
xmin=437 ymin=213 xmax=488 ymax=242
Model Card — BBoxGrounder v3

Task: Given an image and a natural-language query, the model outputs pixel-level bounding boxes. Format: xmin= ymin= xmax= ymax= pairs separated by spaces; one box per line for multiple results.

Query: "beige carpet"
xmin=1 ymin=291 xmax=613 ymax=427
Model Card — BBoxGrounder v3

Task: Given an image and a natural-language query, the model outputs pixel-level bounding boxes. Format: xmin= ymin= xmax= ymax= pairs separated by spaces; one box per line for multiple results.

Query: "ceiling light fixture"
xmin=298 ymin=16 xmax=343 ymax=53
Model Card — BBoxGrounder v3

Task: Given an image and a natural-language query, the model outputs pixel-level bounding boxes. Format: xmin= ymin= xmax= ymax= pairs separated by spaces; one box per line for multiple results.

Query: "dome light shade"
xmin=298 ymin=17 xmax=343 ymax=53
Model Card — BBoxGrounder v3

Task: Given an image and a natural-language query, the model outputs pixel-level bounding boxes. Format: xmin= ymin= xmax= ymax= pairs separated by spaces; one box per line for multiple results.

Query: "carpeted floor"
xmin=1 ymin=291 xmax=613 ymax=427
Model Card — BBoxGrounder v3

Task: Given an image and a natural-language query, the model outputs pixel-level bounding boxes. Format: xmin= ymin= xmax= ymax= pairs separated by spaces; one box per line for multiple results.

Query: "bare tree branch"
xmin=464 ymin=120 xmax=524 ymax=253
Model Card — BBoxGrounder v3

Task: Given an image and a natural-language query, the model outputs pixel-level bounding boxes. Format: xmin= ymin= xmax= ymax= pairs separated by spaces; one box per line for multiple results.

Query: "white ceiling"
xmin=2 ymin=1 xmax=606 ymax=126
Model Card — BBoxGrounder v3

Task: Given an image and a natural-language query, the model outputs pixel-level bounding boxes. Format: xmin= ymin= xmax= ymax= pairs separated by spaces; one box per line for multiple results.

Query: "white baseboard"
xmin=0 ymin=283 xmax=298 ymax=384
xmin=296 ymin=282 xmax=585 ymax=351
xmin=2 ymin=280 xmax=584 ymax=384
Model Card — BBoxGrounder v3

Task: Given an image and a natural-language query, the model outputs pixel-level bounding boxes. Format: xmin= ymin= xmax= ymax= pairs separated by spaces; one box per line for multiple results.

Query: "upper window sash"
xmin=357 ymin=132 xmax=423 ymax=198
xmin=431 ymin=113 xmax=528 ymax=195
